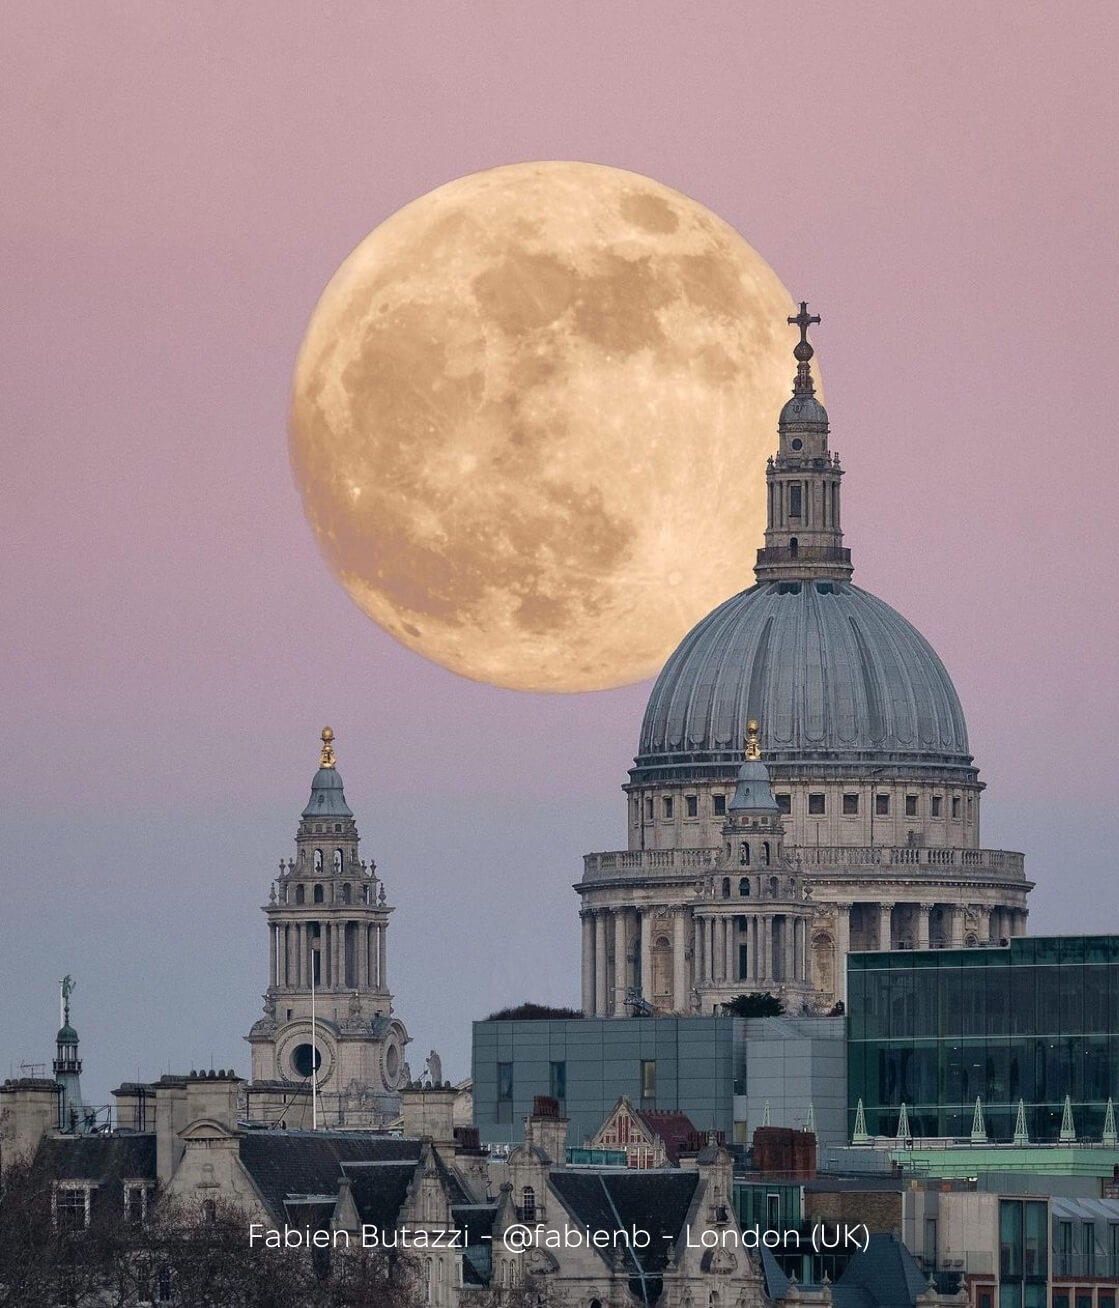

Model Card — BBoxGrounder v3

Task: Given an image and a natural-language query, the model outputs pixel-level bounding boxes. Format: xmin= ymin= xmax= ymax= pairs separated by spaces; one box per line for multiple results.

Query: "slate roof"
xmin=832 ymin=1233 xmax=931 ymax=1308
xmin=36 ymin=1134 xmax=157 ymax=1184
xmin=342 ymin=1159 xmax=418 ymax=1230
xmin=550 ymin=1167 xmax=699 ymax=1301
xmin=238 ymin=1132 xmax=420 ymax=1224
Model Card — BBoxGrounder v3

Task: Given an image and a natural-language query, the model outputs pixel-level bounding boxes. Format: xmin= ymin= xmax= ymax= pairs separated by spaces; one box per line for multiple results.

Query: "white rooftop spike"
xmin=762 ymin=1100 xmax=771 ymax=1127
xmin=1013 ymin=1099 xmax=1029 ymax=1146
xmin=1104 ymin=1098 xmax=1117 ymax=1147
xmin=805 ymin=1103 xmax=816 ymax=1134
xmin=852 ymin=1098 xmax=869 ymax=1145
xmin=1059 ymin=1094 xmax=1076 ymax=1143
xmin=970 ymin=1096 xmax=987 ymax=1144
xmin=896 ymin=1102 xmax=912 ymax=1144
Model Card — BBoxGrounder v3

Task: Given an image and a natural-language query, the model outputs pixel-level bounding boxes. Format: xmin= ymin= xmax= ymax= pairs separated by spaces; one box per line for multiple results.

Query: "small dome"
xmin=779 ymin=393 xmax=828 ymax=427
xmin=636 ymin=580 xmax=972 ymax=784
xmin=56 ymin=1024 xmax=79 ymax=1045
xmin=302 ymin=766 xmax=354 ymax=819
xmin=728 ymin=758 xmax=779 ymax=813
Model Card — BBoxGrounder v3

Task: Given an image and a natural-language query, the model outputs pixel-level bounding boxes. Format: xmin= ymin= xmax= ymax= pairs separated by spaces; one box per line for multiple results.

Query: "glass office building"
xmin=848 ymin=937 xmax=1119 ymax=1142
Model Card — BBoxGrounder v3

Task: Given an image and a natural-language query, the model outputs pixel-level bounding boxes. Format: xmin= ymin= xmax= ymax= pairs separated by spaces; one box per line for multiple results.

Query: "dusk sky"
xmin=3 ymin=2 xmax=1117 ymax=1107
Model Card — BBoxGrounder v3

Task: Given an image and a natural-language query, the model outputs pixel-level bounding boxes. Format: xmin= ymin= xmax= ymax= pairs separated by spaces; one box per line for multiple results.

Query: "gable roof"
xmin=833 ymin=1233 xmax=931 ymax=1308
xmin=238 ymin=1132 xmax=420 ymax=1224
xmin=630 ymin=1109 xmax=699 ymax=1165
xmin=550 ymin=1168 xmax=699 ymax=1282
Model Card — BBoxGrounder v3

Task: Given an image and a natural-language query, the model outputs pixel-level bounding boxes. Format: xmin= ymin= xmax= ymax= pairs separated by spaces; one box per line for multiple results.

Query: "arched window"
xmin=341 ymin=883 xmax=352 ymax=904
xmin=313 ymin=884 xmax=324 ymax=904
xmin=313 ymin=849 xmax=323 ymax=873
xmin=295 ymin=885 xmax=306 ymax=905
xmin=423 ymin=1258 xmax=433 ymax=1304
xmin=739 ymin=841 xmax=750 ymax=866
xmin=721 ymin=877 xmax=731 ymax=899
xmin=762 ymin=841 xmax=771 ymax=865
xmin=202 ymin=1199 xmax=216 ymax=1224
xmin=769 ymin=875 xmax=779 ymax=897
xmin=789 ymin=535 xmax=799 ymax=557
xmin=333 ymin=849 xmax=343 ymax=874
xmin=521 ymin=1185 xmax=536 ymax=1222
xmin=739 ymin=877 xmax=750 ymax=897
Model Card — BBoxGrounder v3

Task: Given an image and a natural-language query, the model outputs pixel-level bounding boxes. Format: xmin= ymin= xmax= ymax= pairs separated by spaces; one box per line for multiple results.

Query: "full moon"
xmin=290 ymin=162 xmax=803 ymax=692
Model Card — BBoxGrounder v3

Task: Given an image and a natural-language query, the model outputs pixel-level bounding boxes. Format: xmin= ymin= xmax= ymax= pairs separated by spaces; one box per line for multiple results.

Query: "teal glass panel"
xmin=999 ymin=1199 xmax=1023 ymax=1278
xmin=986 ymin=966 xmax=1010 ymax=1036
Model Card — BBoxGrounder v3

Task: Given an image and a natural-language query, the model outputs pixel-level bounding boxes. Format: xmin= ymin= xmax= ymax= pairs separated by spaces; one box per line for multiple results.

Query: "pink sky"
xmin=2 ymin=2 xmax=1117 ymax=1102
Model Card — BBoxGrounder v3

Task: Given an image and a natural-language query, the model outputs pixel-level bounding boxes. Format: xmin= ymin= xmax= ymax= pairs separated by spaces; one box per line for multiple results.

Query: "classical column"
xmin=613 ymin=910 xmax=628 ymax=1014
xmin=949 ymin=905 xmax=965 ymax=949
xmin=878 ymin=903 xmax=893 ymax=951
xmin=581 ymin=914 xmax=595 ymax=1015
xmin=916 ymin=904 xmax=931 ymax=951
xmin=673 ymin=910 xmax=688 ymax=1011
xmin=296 ymin=923 xmax=306 ymax=989
xmin=595 ymin=913 xmax=608 ymax=1016
xmin=792 ymin=918 xmax=801 ymax=983
xmin=706 ymin=918 xmax=715 ymax=982
xmin=640 ymin=910 xmax=654 ymax=1003
xmin=378 ymin=923 xmax=387 ymax=990
xmin=725 ymin=918 xmax=736 ymax=984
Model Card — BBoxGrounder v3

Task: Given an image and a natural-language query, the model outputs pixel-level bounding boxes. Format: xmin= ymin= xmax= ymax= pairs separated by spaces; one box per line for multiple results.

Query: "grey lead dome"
xmin=635 ymin=578 xmax=972 ymax=783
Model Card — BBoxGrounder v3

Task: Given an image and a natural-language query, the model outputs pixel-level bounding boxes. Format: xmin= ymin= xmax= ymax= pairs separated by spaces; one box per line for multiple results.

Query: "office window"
xmin=776 ymin=793 xmax=791 ymax=814
xmin=905 ymin=794 xmax=918 ymax=817
xmin=808 ymin=793 xmax=825 ymax=815
xmin=1084 ymin=1221 xmax=1096 ymax=1275
xmin=549 ymin=1060 xmax=566 ymax=1102
xmin=931 ymin=796 xmax=943 ymax=817
xmin=843 ymin=794 xmax=859 ymax=815
xmin=640 ymin=1059 xmax=656 ymax=1101
xmin=875 ymin=794 xmax=890 ymax=816
xmin=1110 ymin=1222 xmax=1119 ymax=1276
xmin=713 ymin=795 xmax=726 ymax=816
xmin=662 ymin=796 xmax=674 ymax=819
xmin=685 ymin=795 xmax=698 ymax=818
xmin=497 ymin=1062 xmax=513 ymax=1123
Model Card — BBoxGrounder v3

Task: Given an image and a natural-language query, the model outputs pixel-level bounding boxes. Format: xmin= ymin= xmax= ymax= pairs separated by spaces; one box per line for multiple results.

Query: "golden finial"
xmin=744 ymin=719 xmax=761 ymax=761
xmin=319 ymin=726 xmax=336 ymax=769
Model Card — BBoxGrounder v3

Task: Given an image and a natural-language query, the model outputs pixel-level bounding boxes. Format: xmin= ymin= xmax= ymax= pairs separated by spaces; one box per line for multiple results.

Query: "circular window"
xmin=291 ymin=1043 xmax=322 ymax=1077
xmin=791 ymin=438 xmax=803 ymax=450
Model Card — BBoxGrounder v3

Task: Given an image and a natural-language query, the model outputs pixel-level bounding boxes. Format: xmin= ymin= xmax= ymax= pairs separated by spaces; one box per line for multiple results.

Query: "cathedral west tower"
xmin=578 ymin=306 xmax=1033 ymax=1013
xmin=246 ymin=728 xmax=409 ymax=1125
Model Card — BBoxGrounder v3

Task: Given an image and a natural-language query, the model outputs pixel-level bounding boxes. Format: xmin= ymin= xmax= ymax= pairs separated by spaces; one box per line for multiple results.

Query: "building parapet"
xmin=582 ymin=846 xmax=1027 ymax=883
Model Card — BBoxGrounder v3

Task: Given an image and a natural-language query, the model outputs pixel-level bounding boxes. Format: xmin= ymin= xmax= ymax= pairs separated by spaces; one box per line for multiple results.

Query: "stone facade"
xmin=578 ymin=308 xmax=1033 ymax=1014
xmin=245 ymin=728 xmax=409 ymax=1126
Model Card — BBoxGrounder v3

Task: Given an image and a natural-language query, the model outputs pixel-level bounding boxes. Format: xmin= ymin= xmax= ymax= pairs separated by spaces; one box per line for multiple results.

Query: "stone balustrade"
xmin=582 ymin=845 xmax=1027 ymax=883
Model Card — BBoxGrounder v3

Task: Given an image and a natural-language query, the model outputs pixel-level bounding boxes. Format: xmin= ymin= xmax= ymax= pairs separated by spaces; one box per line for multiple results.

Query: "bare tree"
xmin=0 ymin=1157 xmax=422 ymax=1308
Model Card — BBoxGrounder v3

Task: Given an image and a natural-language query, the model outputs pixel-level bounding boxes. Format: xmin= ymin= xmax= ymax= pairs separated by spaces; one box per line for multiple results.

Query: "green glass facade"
xmin=847 ymin=937 xmax=1119 ymax=1142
